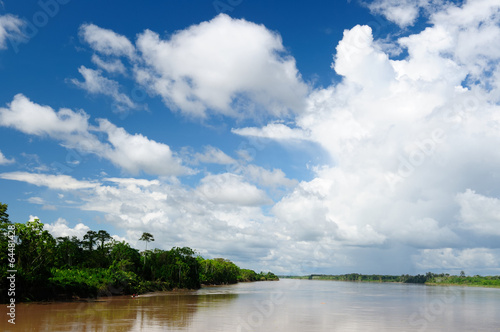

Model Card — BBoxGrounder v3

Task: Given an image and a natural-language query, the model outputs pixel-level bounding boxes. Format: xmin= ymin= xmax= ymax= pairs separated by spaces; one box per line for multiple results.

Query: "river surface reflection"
xmin=3 ymin=279 xmax=500 ymax=331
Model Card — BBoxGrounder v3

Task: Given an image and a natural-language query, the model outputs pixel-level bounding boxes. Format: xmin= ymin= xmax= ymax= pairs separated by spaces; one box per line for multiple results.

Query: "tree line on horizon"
xmin=0 ymin=203 xmax=278 ymax=303
xmin=284 ymin=272 xmax=500 ymax=287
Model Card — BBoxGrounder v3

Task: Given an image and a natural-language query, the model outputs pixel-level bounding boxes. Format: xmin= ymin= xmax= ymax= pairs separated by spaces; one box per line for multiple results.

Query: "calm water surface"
xmin=3 ymin=279 xmax=500 ymax=331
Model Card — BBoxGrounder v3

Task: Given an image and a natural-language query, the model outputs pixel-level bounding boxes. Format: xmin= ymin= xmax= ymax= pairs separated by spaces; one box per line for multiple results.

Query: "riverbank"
xmin=0 ymin=218 xmax=279 ymax=304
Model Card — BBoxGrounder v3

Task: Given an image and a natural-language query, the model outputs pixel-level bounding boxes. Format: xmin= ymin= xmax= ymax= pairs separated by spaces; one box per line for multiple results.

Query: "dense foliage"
xmin=0 ymin=203 xmax=278 ymax=303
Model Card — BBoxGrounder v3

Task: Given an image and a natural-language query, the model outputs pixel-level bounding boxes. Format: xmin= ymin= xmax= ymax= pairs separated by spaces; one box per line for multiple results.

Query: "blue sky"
xmin=1 ymin=0 xmax=500 ymax=275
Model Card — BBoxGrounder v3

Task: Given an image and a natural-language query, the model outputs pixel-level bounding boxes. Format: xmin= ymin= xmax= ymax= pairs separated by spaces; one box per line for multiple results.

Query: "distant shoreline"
xmin=279 ymin=273 xmax=500 ymax=288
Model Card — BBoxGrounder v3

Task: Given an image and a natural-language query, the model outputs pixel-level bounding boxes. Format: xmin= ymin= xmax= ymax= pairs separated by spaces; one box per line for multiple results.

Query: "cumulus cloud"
xmin=197 ymin=173 xmax=273 ymax=206
xmin=44 ymin=218 xmax=91 ymax=239
xmin=78 ymin=14 xmax=308 ymax=119
xmin=0 ymin=93 xmax=90 ymax=137
xmin=0 ymin=94 xmax=190 ymax=176
xmin=234 ymin=0 xmax=500 ymax=272
xmin=0 ymin=14 xmax=24 ymax=50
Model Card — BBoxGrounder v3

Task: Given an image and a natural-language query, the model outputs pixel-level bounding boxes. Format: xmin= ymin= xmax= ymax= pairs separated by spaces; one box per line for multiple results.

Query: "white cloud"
xmin=457 ymin=189 xmax=500 ymax=236
xmin=197 ymin=173 xmax=273 ymax=206
xmin=234 ymin=0 xmax=500 ymax=263
xmin=244 ymin=165 xmax=298 ymax=188
xmin=79 ymin=23 xmax=135 ymax=58
xmin=232 ymin=122 xmax=309 ymax=140
xmin=27 ymin=196 xmax=45 ymax=205
xmin=0 ymin=93 xmax=90 ymax=137
xmin=133 ymin=14 xmax=308 ymax=118
xmin=0 ymin=172 xmax=98 ymax=190
xmin=193 ymin=146 xmax=236 ymax=165
xmin=44 ymin=218 xmax=91 ymax=239
xmin=333 ymin=25 xmax=395 ymax=90
xmin=97 ymin=119 xmax=190 ymax=176
xmin=71 ymin=66 xmax=139 ymax=111
xmin=368 ymin=0 xmax=422 ymax=27
xmin=366 ymin=0 xmax=446 ymax=28
xmin=77 ymin=15 xmax=308 ymax=120
xmin=0 ymin=150 xmax=14 ymax=165
xmin=391 ymin=217 xmax=458 ymax=248
xmin=414 ymin=248 xmax=500 ymax=271
xmin=197 ymin=173 xmax=272 ymax=206
xmin=91 ymin=54 xmax=126 ymax=74
xmin=0 ymin=94 xmax=190 ymax=176
xmin=0 ymin=14 xmax=24 ymax=50
xmin=430 ymin=0 xmax=500 ymax=97
xmin=272 ymin=170 xmax=387 ymax=246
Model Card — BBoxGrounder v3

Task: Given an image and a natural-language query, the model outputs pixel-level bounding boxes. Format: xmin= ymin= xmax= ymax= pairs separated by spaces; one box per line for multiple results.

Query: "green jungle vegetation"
xmin=282 ymin=272 xmax=500 ymax=287
xmin=0 ymin=203 xmax=278 ymax=303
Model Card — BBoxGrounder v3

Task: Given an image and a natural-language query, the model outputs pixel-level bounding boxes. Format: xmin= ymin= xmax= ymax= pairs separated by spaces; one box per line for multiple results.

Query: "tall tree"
xmin=139 ymin=232 xmax=154 ymax=267
xmin=139 ymin=232 xmax=154 ymax=250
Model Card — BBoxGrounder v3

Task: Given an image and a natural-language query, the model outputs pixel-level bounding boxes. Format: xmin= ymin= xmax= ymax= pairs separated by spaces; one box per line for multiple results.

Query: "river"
xmin=2 ymin=279 xmax=500 ymax=331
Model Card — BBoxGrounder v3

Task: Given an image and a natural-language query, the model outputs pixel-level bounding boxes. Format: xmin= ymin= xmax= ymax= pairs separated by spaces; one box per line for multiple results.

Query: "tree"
xmin=0 ymin=202 xmax=9 ymax=225
xmin=15 ymin=218 xmax=56 ymax=279
xmin=0 ymin=202 xmax=11 ymax=255
xmin=55 ymin=236 xmax=82 ymax=268
xmin=0 ymin=203 xmax=11 ymax=274
xmin=96 ymin=230 xmax=111 ymax=252
xmin=83 ymin=230 xmax=97 ymax=251
xmin=139 ymin=232 xmax=154 ymax=268
xmin=109 ymin=241 xmax=140 ymax=272
xmin=139 ymin=232 xmax=154 ymax=250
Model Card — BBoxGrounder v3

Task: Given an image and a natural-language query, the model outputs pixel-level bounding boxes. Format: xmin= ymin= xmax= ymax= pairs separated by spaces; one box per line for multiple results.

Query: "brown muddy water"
xmin=2 ymin=279 xmax=500 ymax=331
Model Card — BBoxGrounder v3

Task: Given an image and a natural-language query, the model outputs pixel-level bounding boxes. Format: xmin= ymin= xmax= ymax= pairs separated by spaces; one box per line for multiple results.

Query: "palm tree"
xmin=139 ymin=232 xmax=154 ymax=251
xmin=139 ymin=232 xmax=154 ymax=266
